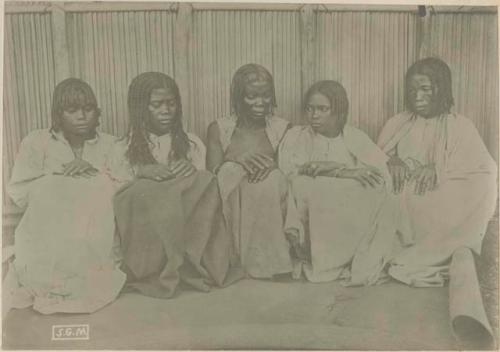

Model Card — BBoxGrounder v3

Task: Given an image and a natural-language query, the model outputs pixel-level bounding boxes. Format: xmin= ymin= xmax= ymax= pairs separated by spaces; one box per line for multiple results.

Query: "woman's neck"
xmin=63 ymin=131 xmax=86 ymax=149
xmin=237 ymin=114 xmax=267 ymax=130
xmin=147 ymin=127 xmax=171 ymax=137
xmin=318 ymin=128 xmax=342 ymax=139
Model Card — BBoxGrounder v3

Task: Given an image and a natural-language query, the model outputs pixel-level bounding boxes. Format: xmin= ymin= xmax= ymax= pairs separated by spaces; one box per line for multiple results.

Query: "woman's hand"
xmin=61 ymin=158 xmax=98 ymax=178
xmin=169 ymin=159 xmax=196 ymax=178
xmin=232 ymin=152 xmax=275 ymax=183
xmin=247 ymin=162 xmax=276 ymax=183
xmin=235 ymin=152 xmax=274 ymax=174
xmin=410 ymin=163 xmax=437 ymax=195
xmin=387 ymin=155 xmax=409 ymax=194
xmin=298 ymin=161 xmax=344 ymax=177
xmin=136 ymin=164 xmax=174 ymax=181
xmin=338 ymin=166 xmax=384 ymax=188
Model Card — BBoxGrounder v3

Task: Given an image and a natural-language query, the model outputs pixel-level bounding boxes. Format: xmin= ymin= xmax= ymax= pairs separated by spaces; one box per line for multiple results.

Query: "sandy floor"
xmin=3 ymin=211 xmax=497 ymax=350
xmin=4 ymin=278 xmax=456 ymax=350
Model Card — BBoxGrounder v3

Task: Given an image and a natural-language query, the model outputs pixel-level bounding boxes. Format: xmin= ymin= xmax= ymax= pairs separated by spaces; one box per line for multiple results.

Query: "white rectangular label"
xmin=51 ymin=324 xmax=90 ymax=341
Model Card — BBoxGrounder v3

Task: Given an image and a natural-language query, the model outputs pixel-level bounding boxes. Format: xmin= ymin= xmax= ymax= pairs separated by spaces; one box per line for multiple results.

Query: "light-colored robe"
xmin=279 ymin=125 xmax=398 ymax=284
xmin=378 ymin=112 xmax=497 ymax=286
xmin=215 ymin=115 xmax=302 ymax=278
xmin=5 ymin=129 xmax=125 ymax=315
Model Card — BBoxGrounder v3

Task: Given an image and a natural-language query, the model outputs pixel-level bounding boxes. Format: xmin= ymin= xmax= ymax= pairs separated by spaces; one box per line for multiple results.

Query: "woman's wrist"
xmin=331 ymin=164 xmax=347 ymax=177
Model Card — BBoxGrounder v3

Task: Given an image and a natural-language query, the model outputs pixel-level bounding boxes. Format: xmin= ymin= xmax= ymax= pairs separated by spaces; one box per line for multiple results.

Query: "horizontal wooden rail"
xmin=4 ymin=2 xmax=497 ymax=14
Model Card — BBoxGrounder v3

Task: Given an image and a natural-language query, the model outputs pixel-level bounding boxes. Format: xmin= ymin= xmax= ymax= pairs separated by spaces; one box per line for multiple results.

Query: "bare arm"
xmin=206 ymin=121 xmax=225 ymax=173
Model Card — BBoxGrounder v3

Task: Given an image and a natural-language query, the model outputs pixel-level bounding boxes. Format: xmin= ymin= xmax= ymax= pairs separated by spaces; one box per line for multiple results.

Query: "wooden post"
xmin=417 ymin=6 xmax=432 ymax=59
xmin=50 ymin=3 xmax=70 ymax=82
xmin=174 ymin=3 xmax=193 ymax=130
xmin=300 ymin=4 xmax=316 ymax=97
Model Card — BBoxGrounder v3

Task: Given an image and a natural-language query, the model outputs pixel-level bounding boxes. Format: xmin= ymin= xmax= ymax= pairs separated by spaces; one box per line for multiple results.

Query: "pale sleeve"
xmin=104 ymin=139 xmax=135 ymax=186
xmin=278 ymin=127 xmax=304 ymax=177
xmin=7 ymin=130 xmax=49 ymax=208
xmin=377 ymin=112 xmax=410 ymax=156
xmin=445 ymin=117 xmax=497 ymax=179
xmin=188 ymin=133 xmax=207 ymax=170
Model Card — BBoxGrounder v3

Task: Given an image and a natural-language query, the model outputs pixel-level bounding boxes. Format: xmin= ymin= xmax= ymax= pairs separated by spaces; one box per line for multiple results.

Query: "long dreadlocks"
xmin=125 ymin=72 xmax=191 ymax=166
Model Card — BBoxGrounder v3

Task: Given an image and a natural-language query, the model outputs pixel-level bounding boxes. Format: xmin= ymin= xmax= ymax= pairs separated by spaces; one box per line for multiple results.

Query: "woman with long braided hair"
xmin=109 ymin=72 xmax=242 ymax=298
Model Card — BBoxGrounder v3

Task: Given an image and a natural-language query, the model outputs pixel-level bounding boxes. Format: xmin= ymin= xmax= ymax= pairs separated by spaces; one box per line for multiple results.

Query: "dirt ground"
xmin=2 ymin=209 xmax=498 ymax=350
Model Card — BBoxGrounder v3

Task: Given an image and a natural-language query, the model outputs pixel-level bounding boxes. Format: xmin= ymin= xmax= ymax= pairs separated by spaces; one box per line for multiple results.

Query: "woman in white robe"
xmin=378 ymin=58 xmax=497 ymax=286
xmin=279 ymin=80 xmax=397 ymax=284
xmin=5 ymin=78 xmax=125 ymax=315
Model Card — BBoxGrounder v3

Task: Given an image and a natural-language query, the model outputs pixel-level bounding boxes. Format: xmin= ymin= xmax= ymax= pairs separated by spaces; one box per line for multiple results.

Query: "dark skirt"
xmin=113 ymin=170 xmax=243 ymax=298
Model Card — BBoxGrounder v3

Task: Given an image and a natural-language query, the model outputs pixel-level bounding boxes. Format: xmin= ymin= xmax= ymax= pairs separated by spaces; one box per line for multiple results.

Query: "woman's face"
xmin=305 ymin=92 xmax=340 ymax=137
xmin=408 ymin=73 xmax=437 ymax=118
xmin=147 ymin=87 xmax=178 ymax=135
xmin=239 ymin=80 xmax=273 ymax=121
xmin=60 ymin=98 xmax=98 ymax=137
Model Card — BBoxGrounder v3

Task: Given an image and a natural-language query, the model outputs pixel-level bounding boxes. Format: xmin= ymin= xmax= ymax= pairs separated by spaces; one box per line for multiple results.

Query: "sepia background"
xmin=2 ymin=2 xmax=498 ymax=349
xmin=3 ymin=3 xmax=498 ymax=211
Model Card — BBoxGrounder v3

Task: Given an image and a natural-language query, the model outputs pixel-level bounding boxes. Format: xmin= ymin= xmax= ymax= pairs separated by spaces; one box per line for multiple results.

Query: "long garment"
xmin=5 ymin=129 xmax=125 ymax=315
xmin=378 ymin=112 xmax=497 ymax=286
xmin=215 ymin=115 xmax=303 ymax=278
xmin=279 ymin=125 xmax=398 ymax=284
xmin=109 ymin=132 xmax=243 ymax=298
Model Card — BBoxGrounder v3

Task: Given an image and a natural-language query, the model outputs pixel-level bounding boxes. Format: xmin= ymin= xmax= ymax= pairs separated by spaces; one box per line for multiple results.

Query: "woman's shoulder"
xmin=286 ymin=124 xmax=309 ymax=136
xmin=445 ymin=113 xmax=481 ymax=138
xmin=19 ymin=128 xmax=53 ymax=148
xmin=343 ymin=124 xmax=379 ymax=147
xmin=383 ymin=111 xmax=413 ymax=127
xmin=96 ymin=131 xmax=120 ymax=147
xmin=268 ymin=114 xmax=291 ymax=129
xmin=23 ymin=128 xmax=51 ymax=140
xmin=280 ymin=125 xmax=311 ymax=147
xmin=446 ymin=113 xmax=474 ymax=126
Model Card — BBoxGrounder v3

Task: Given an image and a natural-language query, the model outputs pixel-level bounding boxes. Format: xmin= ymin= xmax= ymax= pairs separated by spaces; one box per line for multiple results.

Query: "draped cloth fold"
xmin=378 ymin=112 xmax=497 ymax=348
xmin=113 ymin=171 xmax=243 ymax=298
xmin=6 ymin=175 xmax=126 ymax=315
xmin=216 ymin=163 xmax=301 ymax=278
xmin=279 ymin=125 xmax=398 ymax=284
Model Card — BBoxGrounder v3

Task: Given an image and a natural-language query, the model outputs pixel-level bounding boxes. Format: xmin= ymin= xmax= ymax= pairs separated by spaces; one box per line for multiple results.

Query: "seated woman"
xmin=5 ymin=78 xmax=125 ymax=315
xmin=378 ymin=58 xmax=497 ymax=286
xmin=206 ymin=63 xmax=302 ymax=279
xmin=279 ymin=80 xmax=397 ymax=284
xmin=109 ymin=72 xmax=242 ymax=298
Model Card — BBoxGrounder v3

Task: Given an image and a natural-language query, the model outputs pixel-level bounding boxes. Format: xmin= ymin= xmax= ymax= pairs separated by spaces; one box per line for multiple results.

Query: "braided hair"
xmin=230 ymin=63 xmax=277 ymax=118
xmin=125 ymin=72 xmax=191 ymax=166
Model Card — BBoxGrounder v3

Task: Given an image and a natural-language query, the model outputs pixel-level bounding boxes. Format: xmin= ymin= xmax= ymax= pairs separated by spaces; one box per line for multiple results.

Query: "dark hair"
xmin=125 ymin=72 xmax=191 ymax=166
xmin=304 ymin=80 xmax=349 ymax=130
xmin=405 ymin=57 xmax=454 ymax=115
xmin=50 ymin=78 xmax=101 ymax=132
xmin=230 ymin=63 xmax=277 ymax=117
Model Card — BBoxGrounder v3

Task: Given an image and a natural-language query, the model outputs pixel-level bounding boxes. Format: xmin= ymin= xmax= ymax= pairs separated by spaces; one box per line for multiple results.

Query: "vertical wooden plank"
xmin=50 ymin=4 xmax=70 ymax=82
xmin=174 ymin=3 xmax=193 ymax=133
xmin=300 ymin=5 xmax=316 ymax=96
